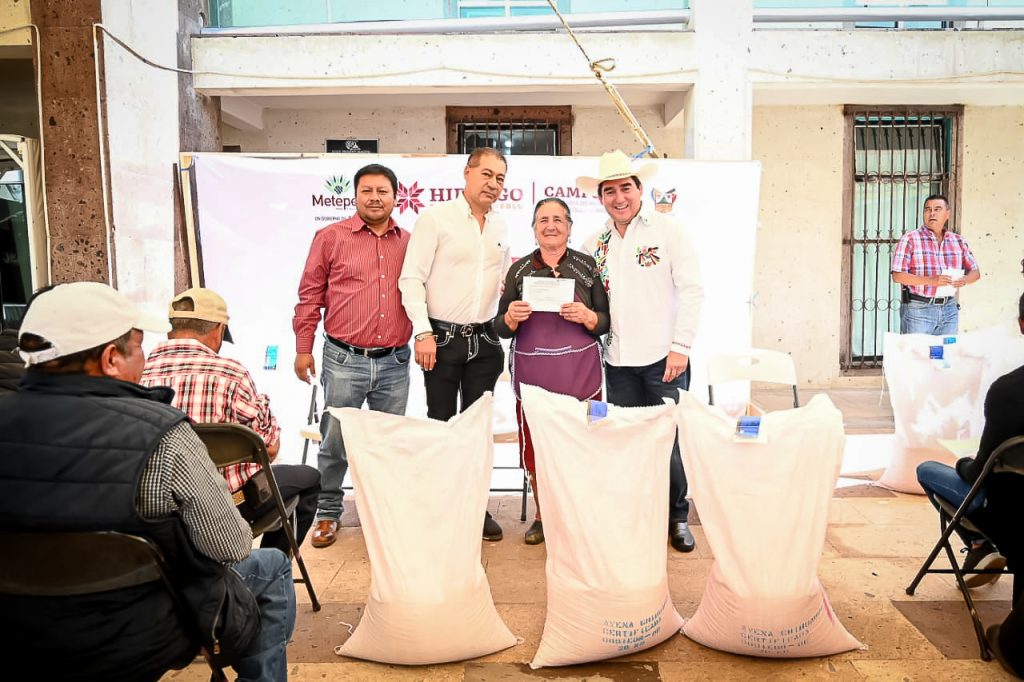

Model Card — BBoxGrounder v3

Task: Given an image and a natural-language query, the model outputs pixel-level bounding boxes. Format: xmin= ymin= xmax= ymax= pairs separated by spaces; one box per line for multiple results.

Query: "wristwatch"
xmin=414 ymin=331 xmax=435 ymax=341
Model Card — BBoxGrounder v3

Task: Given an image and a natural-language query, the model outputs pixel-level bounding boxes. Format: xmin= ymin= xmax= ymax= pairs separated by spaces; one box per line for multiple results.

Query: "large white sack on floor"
xmin=676 ymin=391 xmax=863 ymax=658
xmin=520 ymin=384 xmax=684 ymax=668
xmin=328 ymin=394 xmax=517 ymax=665
xmin=879 ymin=327 xmax=1024 ymax=493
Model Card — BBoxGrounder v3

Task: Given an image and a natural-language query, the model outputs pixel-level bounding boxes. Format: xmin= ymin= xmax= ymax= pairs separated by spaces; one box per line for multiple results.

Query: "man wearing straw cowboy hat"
xmin=579 ymin=150 xmax=704 ymax=553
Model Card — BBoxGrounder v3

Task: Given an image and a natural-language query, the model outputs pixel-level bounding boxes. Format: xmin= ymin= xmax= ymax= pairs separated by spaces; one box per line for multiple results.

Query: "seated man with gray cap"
xmin=0 ymin=281 xmax=295 ymax=681
xmin=141 ymin=287 xmax=321 ymax=554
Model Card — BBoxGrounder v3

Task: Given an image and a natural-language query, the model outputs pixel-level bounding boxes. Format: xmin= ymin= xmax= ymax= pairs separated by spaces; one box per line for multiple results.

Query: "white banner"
xmin=192 ymin=153 xmax=761 ymax=464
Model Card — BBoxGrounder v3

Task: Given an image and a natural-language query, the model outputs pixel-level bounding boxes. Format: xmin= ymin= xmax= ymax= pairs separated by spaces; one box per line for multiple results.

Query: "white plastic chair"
xmin=707 ymin=349 xmax=799 ymax=408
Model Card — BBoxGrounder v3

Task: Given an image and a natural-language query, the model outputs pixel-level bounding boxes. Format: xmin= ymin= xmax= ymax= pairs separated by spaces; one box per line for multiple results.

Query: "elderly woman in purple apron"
xmin=494 ymin=198 xmax=609 ymax=545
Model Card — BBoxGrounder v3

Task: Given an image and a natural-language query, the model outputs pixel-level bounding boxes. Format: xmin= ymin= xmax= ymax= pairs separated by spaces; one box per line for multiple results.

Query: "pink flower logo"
xmin=396 ymin=181 xmax=425 ymax=214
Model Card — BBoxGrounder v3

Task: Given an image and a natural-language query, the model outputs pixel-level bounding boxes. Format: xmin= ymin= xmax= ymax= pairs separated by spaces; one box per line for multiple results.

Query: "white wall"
xmin=752 ymin=105 xmax=845 ymax=386
xmin=572 ymin=107 xmax=684 ymax=158
xmin=222 ymin=105 xmax=684 ymax=158
xmin=222 ymin=106 xmax=446 ymax=153
xmin=101 ymin=0 xmax=179 ymax=307
xmin=959 ymin=106 xmax=1024 ymax=331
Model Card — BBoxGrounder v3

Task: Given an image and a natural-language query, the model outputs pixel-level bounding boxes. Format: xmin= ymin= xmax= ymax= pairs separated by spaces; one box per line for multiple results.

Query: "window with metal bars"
xmin=446 ymin=106 xmax=572 ymax=156
xmin=841 ymin=106 xmax=962 ymax=371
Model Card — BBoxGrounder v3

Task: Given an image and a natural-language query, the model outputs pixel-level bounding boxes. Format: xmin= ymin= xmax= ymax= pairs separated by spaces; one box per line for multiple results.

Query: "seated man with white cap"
xmin=141 ymin=287 xmax=321 ymax=554
xmin=0 ymin=282 xmax=295 ymax=681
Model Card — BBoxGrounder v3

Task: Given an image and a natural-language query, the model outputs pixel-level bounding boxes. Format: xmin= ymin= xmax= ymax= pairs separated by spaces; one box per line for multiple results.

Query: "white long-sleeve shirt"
xmin=583 ymin=204 xmax=704 ymax=367
xmin=399 ymin=193 xmax=511 ymax=336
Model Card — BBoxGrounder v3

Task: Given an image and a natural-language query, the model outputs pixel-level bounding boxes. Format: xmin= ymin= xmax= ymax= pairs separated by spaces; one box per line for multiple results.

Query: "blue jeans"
xmin=900 ymin=298 xmax=958 ymax=335
xmin=316 ymin=342 xmax=411 ymax=520
xmin=916 ymin=460 xmax=985 ymax=547
xmin=232 ymin=548 xmax=296 ymax=682
xmin=605 ymin=357 xmax=691 ymax=523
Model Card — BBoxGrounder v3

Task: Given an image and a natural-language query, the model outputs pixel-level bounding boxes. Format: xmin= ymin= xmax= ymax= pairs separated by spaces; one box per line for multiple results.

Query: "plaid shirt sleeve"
xmin=959 ymin=235 xmax=980 ymax=273
xmin=891 ymin=232 xmax=913 ymax=273
xmin=136 ymin=422 xmax=252 ymax=563
xmin=230 ymin=370 xmax=281 ymax=450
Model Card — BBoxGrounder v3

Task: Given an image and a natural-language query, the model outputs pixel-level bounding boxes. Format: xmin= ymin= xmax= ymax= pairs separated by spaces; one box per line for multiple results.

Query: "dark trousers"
xmin=605 ymin=357 xmax=691 ymax=524
xmin=1000 ymin=577 xmax=1024 ymax=676
xmin=423 ymin=329 xmax=505 ymax=421
xmin=240 ymin=464 xmax=321 ymax=555
xmin=980 ymin=476 xmax=1024 ymax=675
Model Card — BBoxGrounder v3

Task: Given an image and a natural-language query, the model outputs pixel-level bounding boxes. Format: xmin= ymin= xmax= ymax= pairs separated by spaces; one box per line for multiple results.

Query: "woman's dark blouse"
xmin=494 ymin=247 xmax=610 ymax=339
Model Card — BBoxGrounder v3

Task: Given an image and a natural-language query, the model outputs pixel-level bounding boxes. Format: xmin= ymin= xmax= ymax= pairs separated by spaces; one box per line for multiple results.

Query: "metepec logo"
xmin=312 ymin=174 xmax=356 ymax=209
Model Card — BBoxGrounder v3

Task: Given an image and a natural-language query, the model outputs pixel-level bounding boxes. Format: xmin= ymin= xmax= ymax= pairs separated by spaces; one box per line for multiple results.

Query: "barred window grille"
xmin=447 ymin=106 xmax=572 ymax=157
xmin=841 ymin=106 xmax=961 ymax=371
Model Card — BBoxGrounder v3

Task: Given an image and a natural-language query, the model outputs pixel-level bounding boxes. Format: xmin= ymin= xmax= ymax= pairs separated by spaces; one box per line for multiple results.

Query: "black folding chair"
xmin=0 ymin=530 xmax=227 ymax=681
xmin=193 ymin=422 xmax=322 ymax=612
xmin=906 ymin=435 xmax=1024 ymax=660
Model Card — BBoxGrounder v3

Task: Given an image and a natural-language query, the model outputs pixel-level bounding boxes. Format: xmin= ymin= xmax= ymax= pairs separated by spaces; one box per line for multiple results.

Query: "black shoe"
xmin=962 ymin=541 xmax=1006 ymax=588
xmin=525 ymin=519 xmax=544 ymax=545
xmin=986 ymin=625 xmax=1022 ymax=678
xmin=670 ymin=521 xmax=695 ymax=553
xmin=483 ymin=511 xmax=503 ymax=542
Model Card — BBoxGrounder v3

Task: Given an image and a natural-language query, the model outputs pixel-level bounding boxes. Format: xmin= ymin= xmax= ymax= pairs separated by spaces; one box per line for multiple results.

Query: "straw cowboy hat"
xmin=576 ymin=150 xmax=657 ymax=197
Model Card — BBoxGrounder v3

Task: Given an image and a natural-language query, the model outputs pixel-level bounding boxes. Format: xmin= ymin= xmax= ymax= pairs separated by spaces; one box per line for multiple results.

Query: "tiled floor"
xmin=164 ymin=389 xmax=1017 ymax=681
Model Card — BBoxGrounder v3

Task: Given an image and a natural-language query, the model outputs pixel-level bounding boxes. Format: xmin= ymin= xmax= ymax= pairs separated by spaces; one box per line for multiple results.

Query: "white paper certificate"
xmin=935 ymin=268 xmax=964 ymax=298
xmin=522 ymin=277 xmax=575 ymax=313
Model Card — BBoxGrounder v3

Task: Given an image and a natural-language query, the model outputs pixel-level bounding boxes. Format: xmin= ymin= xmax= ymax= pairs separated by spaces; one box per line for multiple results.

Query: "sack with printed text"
xmin=879 ymin=327 xmax=1024 ymax=493
xmin=328 ymin=394 xmax=517 ymax=664
xmin=675 ymin=391 xmax=863 ymax=657
xmin=521 ymin=384 xmax=684 ymax=668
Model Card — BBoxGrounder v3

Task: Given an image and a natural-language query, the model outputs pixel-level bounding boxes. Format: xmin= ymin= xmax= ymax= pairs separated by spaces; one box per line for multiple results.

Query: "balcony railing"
xmin=206 ymin=1 xmax=689 ymax=30
xmin=204 ymin=0 xmax=1024 ymax=32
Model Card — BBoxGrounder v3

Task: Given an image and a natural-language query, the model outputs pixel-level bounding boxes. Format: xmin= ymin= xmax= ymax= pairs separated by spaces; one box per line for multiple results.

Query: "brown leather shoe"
xmin=311 ymin=519 xmax=339 ymax=548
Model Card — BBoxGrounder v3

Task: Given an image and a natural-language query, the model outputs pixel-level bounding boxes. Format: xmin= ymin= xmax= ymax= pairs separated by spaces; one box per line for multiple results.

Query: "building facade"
xmin=1 ymin=0 xmax=1022 ymax=384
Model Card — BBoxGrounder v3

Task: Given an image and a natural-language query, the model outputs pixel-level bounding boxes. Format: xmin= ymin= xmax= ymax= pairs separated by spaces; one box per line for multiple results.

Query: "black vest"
xmin=0 ymin=372 xmax=199 ymax=681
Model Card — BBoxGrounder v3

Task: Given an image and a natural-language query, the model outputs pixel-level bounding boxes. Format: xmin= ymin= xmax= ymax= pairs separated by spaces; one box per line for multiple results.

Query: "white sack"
xmin=676 ymin=391 xmax=862 ymax=657
xmin=329 ymin=394 xmax=517 ymax=664
xmin=879 ymin=327 xmax=1024 ymax=493
xmin=520 ymin=384 xmax=684 ymax=668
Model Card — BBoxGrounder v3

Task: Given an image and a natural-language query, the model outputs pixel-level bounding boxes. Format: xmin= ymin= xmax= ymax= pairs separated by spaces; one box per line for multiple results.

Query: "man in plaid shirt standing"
xmin=891 ymin=194 xmax=981 ymax=335
xmin=142 ymin=287 xmax=320 ymax=553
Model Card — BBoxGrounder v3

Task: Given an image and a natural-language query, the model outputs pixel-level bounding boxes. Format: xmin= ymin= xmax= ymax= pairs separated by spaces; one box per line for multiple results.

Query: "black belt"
xmin=326 ymin=336 xmax=399 ymax=358
xmin=429 ymin=318 xmax=493 ymax=337
xmin=908 ymin=293 xmax=953 ymax=305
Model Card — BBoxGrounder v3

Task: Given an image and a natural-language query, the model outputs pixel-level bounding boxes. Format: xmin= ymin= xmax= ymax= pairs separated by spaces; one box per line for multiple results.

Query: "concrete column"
xmin=30 ymin=0 xmax=113 ymax=283
xmin=176 ymin=0 xmax=222 ymax=292
xmin=684 ymin=0 xmax=753 ymax=160
xmin=97 ymin=0 xmax=221 ymax=304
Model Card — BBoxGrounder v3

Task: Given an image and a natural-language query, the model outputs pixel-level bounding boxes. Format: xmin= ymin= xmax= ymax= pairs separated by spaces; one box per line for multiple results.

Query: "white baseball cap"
xmin=19 ymin=282 xmax=170 ymax=366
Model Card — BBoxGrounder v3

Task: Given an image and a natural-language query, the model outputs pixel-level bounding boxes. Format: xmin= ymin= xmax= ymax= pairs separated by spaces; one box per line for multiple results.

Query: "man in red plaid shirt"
xmin=142 ymin=287 xmax=320 ymax=554
xmin=891 ymin=194 xmax=981 ymax=335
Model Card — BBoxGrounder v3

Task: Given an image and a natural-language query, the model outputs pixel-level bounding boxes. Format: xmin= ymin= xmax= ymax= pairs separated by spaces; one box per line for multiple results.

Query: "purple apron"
xmin=511 ymin=306 xmax=603 ymax=401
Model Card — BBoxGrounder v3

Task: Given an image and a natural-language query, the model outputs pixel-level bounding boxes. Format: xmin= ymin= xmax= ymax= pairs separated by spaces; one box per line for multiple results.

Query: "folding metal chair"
xmin=0 ymin=530 xmax=227 ymax=681
xmin=299 ymin=384 xmax=320 ymax=466
xmin=707 ymin=348 xmax=800 ymax=408
xmin=905 ymin=435 xmax=1024 ymax=660
xmin=193 ymin=423 xmax=322 ymax=611
xmin=489 ymin=464 xmax=530 ymax=523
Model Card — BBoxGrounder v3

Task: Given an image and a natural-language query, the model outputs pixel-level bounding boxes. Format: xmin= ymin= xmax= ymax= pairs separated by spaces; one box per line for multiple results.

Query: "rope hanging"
xmin=545 ymin=0 xmax=660 ymax=159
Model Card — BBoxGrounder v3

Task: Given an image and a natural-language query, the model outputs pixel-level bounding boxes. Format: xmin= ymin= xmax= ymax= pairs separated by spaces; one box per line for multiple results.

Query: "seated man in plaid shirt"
xmin=142 ymin=287 xmax=320 ymax=553
xmin=891 ymin=194 xmax=981 ymax=335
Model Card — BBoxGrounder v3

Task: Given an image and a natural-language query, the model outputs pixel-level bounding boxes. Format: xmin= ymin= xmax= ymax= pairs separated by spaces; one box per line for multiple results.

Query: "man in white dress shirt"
xmin=579 ymin=150 xmax=704 ymax=553
xmin=399 ymin=147 xmax=511 ymax=541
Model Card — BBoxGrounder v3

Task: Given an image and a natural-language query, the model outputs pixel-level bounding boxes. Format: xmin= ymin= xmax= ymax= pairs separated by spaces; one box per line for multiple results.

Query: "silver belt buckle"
xmin=459 ymin=324 xmax=475 ymax=337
